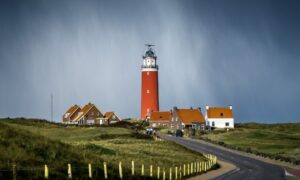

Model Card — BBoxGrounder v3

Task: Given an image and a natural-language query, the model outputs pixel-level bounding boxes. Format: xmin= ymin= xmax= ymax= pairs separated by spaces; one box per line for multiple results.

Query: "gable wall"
xmin=206 ymin=118 xmax=234 ymax=128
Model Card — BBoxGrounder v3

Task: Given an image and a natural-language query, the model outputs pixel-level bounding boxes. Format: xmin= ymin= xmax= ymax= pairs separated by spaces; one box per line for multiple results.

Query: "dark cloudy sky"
xmin=0 ymin=0 xmax=299 ymax=123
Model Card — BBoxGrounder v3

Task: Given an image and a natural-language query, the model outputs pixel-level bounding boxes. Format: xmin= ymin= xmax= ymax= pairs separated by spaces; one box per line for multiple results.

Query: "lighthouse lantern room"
xmin=141 ymin=45 xmax=159 ymax=119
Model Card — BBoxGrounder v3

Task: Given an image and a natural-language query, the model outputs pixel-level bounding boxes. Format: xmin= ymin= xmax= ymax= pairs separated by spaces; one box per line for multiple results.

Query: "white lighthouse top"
xmin=142 ymin=44 xmax=158 ymax=71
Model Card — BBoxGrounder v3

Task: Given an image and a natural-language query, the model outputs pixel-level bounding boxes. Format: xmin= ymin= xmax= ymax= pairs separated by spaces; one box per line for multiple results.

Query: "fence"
xmin=2 ymin=154 xmax=217 ymax=179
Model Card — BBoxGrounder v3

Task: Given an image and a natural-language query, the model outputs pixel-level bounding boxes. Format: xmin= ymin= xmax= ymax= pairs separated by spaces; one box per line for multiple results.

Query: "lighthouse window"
xmin=147 ymin=90 xmax=150 ymax=94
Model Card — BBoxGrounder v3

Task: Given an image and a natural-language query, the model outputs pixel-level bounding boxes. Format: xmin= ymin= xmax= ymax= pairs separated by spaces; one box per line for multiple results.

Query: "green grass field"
xmin=0 ymin=118 xmax=207 ymax=179
xmin=206 ymin=123 xmax=300 ymax=159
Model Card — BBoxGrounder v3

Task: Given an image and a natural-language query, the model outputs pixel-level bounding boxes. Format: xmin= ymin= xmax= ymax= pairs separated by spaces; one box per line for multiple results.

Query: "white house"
xmin=205 ymin=106 xmax=234 ymax=129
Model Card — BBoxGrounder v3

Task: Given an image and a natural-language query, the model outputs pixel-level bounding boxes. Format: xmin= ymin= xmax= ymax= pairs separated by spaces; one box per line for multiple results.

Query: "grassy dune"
xmin=206 ymin=123 xmax=300 ymax=159
xmin=0 ymin=118 xmax=206 ymax=179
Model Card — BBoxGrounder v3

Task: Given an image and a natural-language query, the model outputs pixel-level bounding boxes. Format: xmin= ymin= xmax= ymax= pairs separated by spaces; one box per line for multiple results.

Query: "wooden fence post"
xmin=150 ymin=165 xmax=153 ymax=177
xmin=103 ymin=162 xmax=108 ymax=179
xmin=163 ymin=168 xmax=166 ymax=180
xmin=191 ymin=162 xmax=193 ymax=174
xmin=215 ymin=156 xmax=217 ymax=164
xmin=119 ymin=161 xmax=123 ymax=179
xmin=183 ymin=164 xmax=186 ymax=176
xmin=44 ymin=164 xmax=49 ymax=179
xmin=131 ymin=160 xmax=134 ymax=176
xmin=169 ymin=167 xmax=172 ymax=180
xmin=179 ymin=165 xmax=182 ymax=179
xmin=141 ymin=164 xmax=144 ymax=176
xmin=175 ymin=166 xmax=178 ymax=180
xmin=187 ymin=164 xmax=190 ymax=175
xmin=200 ymin=162 xmax=202 ymax=172
xmin=12 ymin=163 xmax=16 ymax=180
xmin=88 ymin=163 xmax=92 ymax=178
xmin=157 ymin=166 xmax=160 ymax=179
xmin=67 ymin=163 xmax=72 ymax=179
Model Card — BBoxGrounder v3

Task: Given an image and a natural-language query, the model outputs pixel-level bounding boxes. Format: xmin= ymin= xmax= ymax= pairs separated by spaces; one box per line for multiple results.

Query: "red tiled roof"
xmin=150 ymin=111 xmax=171 ymax=121
xmin=104 ymin=112 xmax=114 ymax=119
xmin=73 ymin=103 xmax=100 ymax=122
xmin=104 ymin=112 xmax=121 ymax=120
xmin=64 ymin=105 xmax=81 ymax=118
xmin=176 ymin=109 xmax=205 ymax=124
xmin=207 ymin=107 xmax=233 ymax=118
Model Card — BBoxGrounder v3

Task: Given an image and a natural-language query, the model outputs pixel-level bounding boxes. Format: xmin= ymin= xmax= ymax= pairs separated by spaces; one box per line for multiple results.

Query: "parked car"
xmin=175 ymin=129 xmax=183 ymax=137
xmin=146 ymin=128 xmax=155 ymax=135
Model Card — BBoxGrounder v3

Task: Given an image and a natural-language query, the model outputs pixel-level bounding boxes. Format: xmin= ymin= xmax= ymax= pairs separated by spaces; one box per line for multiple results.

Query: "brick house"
xmin=170 ymin=107 xmax=206 ymax=130
xmin=72 ymin=103 xmax=106 ymax=125
xmin=62 ymin=104 xmax=81 ymax=124
xmin=149 ymin=111 xmax=171 ymax=128
xmin=104 ymin=112 xmax=122 ymax=125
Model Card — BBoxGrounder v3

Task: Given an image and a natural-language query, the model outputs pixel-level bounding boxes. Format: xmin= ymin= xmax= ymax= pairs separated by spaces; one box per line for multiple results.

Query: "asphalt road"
xmin=159 ymin=134 xmax=285 ymax=180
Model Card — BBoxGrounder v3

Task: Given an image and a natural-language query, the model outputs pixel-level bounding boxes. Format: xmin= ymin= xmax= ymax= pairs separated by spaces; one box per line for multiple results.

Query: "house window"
xmin=91 ymin=112 xmax=94 ymax=115
xmin=212 ymin=121 xmax=215 ymax=127
xmin=225 ymin=122 xmax=229 ymax=126
xmin=199 ymin=124 xmax=204 ymax=130
xmin=192 ymin=124 xmax=197 ymax=129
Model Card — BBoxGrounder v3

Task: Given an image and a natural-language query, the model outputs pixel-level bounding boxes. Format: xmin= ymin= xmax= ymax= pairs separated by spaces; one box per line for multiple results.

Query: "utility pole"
xmin=51 ymin=94 xmax=53 ymax=122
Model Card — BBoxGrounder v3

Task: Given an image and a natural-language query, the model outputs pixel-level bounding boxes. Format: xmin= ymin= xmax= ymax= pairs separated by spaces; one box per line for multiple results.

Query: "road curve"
xmin=159 ymin=134 xmax=285 ymax=180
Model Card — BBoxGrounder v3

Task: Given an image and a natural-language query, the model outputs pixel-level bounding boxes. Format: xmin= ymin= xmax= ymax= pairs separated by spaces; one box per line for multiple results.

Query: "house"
xmin=104 ymin=112 xmax=122 ymax=125
xmin=170 ymin=107 xmax=206 ymax=130
xmin=149 ymin=111 xmax=171 ymax=128
xmin=72 ymin=103 xmax=106 ymax=125
xmin=205 ymin=106 xmax=234 ymax=129
xmin=62 ymin=104 xmax=81 ymax=124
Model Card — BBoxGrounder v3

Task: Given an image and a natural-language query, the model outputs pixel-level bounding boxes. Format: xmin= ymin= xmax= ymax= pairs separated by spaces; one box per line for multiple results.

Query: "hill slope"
xmin=0 ymin=118 xmax=207 ymax=179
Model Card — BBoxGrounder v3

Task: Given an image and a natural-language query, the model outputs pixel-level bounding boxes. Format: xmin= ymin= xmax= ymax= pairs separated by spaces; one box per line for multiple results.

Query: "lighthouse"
xmin=141 ymin=45 xmax=159 ymax=119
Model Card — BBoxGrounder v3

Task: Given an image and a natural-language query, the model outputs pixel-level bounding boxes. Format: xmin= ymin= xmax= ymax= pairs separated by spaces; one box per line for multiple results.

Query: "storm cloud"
xmin=0 ymin=0 xmax=299 ymax=122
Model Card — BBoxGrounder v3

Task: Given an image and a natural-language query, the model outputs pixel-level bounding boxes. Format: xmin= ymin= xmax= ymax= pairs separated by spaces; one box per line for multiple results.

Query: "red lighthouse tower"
xmin=141 ymin=45 xmax=159 ymax=119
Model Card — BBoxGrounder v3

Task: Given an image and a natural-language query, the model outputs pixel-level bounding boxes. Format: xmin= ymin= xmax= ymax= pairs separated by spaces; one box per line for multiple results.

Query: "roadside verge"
xmin=187 ymin=160 xmax=237 ymax=180
xmin=187 ymin=137 xmax=300 ymax=177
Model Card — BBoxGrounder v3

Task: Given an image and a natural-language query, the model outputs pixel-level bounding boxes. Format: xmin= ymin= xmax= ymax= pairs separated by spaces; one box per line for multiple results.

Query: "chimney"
xmin=198 ymin=107 xmax=201 ymax=111
xmin=206 ymin=106 xmax=209 ymax=110
xmin=173 ymin=106 xmax=178 ymax=110
xmin=190 ymin=107 xmax=193 ymax=110
xmin=229 ymin=105 xmax=232 ymax=110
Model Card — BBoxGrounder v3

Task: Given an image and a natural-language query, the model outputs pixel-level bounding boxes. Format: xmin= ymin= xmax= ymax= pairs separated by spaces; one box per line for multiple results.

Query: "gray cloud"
xmin=0 ymin=0 xmax=299 ymax=122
